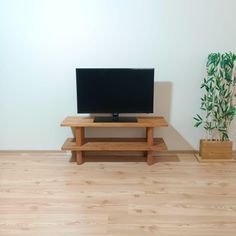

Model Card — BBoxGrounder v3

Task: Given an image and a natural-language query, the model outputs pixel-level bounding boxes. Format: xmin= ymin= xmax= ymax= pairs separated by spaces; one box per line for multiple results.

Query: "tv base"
xmin=94 ymin=116 xmax=137 ymax=123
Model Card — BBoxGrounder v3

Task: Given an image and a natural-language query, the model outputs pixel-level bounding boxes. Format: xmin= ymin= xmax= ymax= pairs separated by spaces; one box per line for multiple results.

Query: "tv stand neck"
xmin=112 ymin=113 xmax=119 ymax=121
xmin=94 ymin=114 xmax=137 ymax=122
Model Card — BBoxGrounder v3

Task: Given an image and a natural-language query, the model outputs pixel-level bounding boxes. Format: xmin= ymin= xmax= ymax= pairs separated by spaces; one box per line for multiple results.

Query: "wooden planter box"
xmin=199 ymin=139 xmax=233 ymax=160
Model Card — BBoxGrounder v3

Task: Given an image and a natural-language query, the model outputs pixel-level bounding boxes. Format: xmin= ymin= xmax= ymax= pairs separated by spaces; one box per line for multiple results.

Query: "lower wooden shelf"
xmin=62 ymin=138 xmax=167 ymax=152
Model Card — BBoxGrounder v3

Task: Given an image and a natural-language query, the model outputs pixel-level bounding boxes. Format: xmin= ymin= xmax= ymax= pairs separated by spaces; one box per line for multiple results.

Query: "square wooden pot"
xmin=199 ymin=139 xmax=233 ymax=160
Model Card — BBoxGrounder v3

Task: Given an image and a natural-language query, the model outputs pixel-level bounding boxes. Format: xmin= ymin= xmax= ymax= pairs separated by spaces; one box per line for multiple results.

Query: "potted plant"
xmin=194 ymin=52 xmax=236 ymax=160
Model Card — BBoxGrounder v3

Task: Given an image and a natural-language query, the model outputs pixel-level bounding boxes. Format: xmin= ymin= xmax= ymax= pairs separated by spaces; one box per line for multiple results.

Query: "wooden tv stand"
xmin=61 ymin=116 xmax=168 ymax=165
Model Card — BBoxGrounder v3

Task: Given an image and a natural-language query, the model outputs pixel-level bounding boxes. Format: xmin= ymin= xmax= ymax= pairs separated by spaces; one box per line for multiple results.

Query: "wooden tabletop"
xmin=61 ymin=116 xmax=168 ymax=128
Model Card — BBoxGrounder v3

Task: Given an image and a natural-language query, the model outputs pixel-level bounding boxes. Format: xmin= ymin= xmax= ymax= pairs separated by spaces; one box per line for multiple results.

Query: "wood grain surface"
xmin=61 ymin=116 xmax=168 ymax=128
xmin=62 ymin=138 xmax=167 ymax=151
xmin=0 ymin=152 xmax=236 ymax=235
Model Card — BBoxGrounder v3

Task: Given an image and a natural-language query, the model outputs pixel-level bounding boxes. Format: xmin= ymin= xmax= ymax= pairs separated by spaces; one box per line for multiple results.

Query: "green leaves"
xmin=222 ymin=132 xmax=229 ymax=141
xmin=194 ymin=114 xmax=202 ymax=127
xmin=207 ymin=53 xmax=220 ymax=67
xmin=194 ymin=52 xmax=236 ymax=141
xmin=194 ymin=121 xmax=202 ymax=128
xmin=225 ymin=106 xmax=236 ymax=117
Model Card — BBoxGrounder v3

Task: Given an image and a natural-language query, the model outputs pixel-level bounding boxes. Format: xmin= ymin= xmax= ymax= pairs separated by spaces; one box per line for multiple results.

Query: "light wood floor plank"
xmin=0 ymin=153 xmax=236 ymax=235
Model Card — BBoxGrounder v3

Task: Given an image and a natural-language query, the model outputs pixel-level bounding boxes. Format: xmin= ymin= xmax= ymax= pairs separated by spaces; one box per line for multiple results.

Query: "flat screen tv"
xmin=76 ymin=68 xmax=154 ymax=122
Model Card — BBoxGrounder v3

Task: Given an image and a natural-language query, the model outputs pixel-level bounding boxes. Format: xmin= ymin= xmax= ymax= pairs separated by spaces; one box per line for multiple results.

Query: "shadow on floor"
xmin=69 ymin=152 xmax=180 ymax=163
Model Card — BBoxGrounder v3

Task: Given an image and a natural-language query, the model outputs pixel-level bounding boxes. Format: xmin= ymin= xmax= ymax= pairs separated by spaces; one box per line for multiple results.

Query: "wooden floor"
xmin=0 ymin=152 xmax=236 ymax=236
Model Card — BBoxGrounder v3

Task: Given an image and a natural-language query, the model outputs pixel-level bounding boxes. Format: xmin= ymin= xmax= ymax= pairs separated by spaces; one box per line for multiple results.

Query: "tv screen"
xmin=76 ymin=68 xmax=154 ymax=114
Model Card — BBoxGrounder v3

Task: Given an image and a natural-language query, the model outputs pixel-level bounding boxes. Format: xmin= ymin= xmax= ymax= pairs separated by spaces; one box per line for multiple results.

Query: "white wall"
xmin=1 ymin=0 xmax=236 ymax=150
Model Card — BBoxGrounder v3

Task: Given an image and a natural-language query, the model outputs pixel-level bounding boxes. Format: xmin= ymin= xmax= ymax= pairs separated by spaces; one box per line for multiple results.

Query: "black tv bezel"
xmin=76 ymin=68 xmax=154 ymax=114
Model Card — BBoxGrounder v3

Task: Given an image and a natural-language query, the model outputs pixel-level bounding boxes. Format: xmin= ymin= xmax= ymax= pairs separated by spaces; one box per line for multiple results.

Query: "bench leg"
xmin=146 ymin=127 xmax=154 ymax=165
xmin=76 ymin=151 xmax=84 ymax=165
xmin=75 ymin=127 xmax=85 ymax=165
xmin=147 ymin=151 xmax=154 ymax=165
